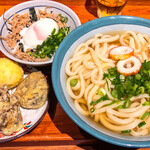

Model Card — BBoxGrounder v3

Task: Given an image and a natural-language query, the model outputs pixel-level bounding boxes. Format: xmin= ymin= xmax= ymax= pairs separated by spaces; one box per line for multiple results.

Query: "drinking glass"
xmin=94 ymin=0 xmax=127 ymax=18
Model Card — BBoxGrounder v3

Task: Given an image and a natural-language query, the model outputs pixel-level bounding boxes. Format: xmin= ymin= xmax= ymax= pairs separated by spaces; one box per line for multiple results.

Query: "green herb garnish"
xmin=103 ymin=60 xmax=150 ymax=101
xmin=116 ymin=105 xmax=123 ymax=110
xmin=143 ymin=98 xmax=150 ymax=106
xmin=90 ymin=94 xmax=109 ymax=106
xmin=141 ymin=111 xmax=150 ymax=120
xmin=26 ymin=52 xmax=31 ymax=55
xmin=107 ymin=100 xmax=116 ymax=106
xmin=135 ymin=74 xmax=141 ymax=80
xmin=138 ymin=121 xmax=146 ymax=128
xmin=35 ymin=27 xmax=70 ymax=59
xmin=90 ymin=107 xmax=95 ymax=113
xmin=123 ymin=98 xmax=131 ymax=109
xmin=58 ymin=14 xmax=68 ymax=23
xmin=32 ymin=53 xmax=38 ymax=58
xmin=106 ymin=79 xmax=110 ymax=92
xmin=143 ymin=60 xmax=150 ymax=70
xmin=96 ymin=88 xmax=106 ymax=96
xmin=121 ymin=129 xmax=131 ymax=134
xmin=143 ymin=101 xmax=150 ymax=106
xmin=70 ymin=79 xmax=78 ymax=87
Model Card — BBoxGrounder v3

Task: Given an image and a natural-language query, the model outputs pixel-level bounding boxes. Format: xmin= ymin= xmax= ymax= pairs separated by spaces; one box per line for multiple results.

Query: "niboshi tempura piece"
xmin=14 ymin=71 xmax=48 ymax=109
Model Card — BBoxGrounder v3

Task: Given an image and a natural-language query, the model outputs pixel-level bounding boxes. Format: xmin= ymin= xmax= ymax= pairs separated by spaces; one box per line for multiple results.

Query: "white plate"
xmin=0 ymin=65 xmax=49 ymax=142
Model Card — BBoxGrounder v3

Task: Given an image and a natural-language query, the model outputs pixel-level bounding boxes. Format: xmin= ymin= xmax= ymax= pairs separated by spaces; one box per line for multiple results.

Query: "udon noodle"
xmin=65 ymin=30 xmax=150 ymax=136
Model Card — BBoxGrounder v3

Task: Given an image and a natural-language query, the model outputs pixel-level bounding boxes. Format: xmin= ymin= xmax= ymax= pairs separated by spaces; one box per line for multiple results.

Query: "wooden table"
xmin=0 ymin=0 xmax=150 ymax=149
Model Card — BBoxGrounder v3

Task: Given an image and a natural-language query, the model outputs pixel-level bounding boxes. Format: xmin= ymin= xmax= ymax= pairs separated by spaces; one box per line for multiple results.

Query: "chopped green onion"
xmin=51 ymin=28 xmax=56 ymax=35
xmin=35 ymin=27 xmax=70 ymax=59
xmin=142 ymin=101 xmax=150 ymax=106
xmin=32 ymin=53 xmax=38 ymax=58
xmin=70 ymin=79 xmax=78 ymax=87
xmin=121 ymin=129 xmax=131 ymax=134
xmin=138 ymin=121 xmax=146 ymax=128
xmin=103 ymin=60 xmax=150 ymax=105
xmin=142 ymin=70 xmax=148 ymax=76
xmin=103 ymin=63 xmax=108 ymax=68
xmin=116 ymin=105 xmax=123 ymax=110
xmin=133 ymin=84 xmax=138 ymax=92
xmin=141 ymin=111 xmax=150 ymax=120
xmin=143 ymin=60 xmax=150 ymax=70
xmin=27 ymin=52 xmax=31 ymax=55
xmin=138 ymin=86 xmax=145 ymax=94
xmin=135 ymin=74 xmax=141 ymax=80
xmin=90 ymin=107 xmax=95 ymax=113
xmin=120 ymin=74 xmax=125 ymax=82
xmin=58 ymin=14 xmax=68 ymax=23
xmin=123 ymin=98 xmax=131 ymax=109
xmin=97 ymin=88 xmax=106 ymax=96
xmin=111 ymin=89 xmax=118 ymax=98
xmin=90 ymin=94 xmax=109 ymax=106
xmin=144 ymin=81 xmax=150 ymax=89
xmin=40 ymin=54 xmax=46 ymax=58
xmin=106 ymin=80 xmax=110 ymax=92
xmin=115 ymin=100 xmax=120 ymax=104
xmin=107 ymin=100 xmax=116 ymax=106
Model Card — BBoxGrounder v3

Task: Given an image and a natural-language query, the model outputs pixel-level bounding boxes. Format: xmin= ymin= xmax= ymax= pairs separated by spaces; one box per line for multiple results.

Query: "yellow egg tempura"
xmin=0 ymin=58 xmax=24 ymax=89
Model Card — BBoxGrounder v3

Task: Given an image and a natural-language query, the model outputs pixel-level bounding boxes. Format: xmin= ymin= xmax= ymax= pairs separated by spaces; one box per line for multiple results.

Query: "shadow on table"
xmin=36 ymin=64 xmax=58 ymax=120
xmin=85 ymin=0 xmax=98 ymax=17
xmin=50 ymin=102 xmax=136 ymax=150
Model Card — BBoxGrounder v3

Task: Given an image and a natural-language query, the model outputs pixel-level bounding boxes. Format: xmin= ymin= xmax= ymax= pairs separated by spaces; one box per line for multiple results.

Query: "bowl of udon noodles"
xmin=52 ymin=15 xmax=150 ymax=148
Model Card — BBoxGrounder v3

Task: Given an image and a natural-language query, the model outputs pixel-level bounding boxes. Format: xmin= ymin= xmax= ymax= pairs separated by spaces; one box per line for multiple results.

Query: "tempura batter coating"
xmin=0 ymin=58 xmax=24 ymax=89
xmin=14 ymin=71 xmax=48 ymax=109
xmin=0 ymin=87 xmax=23 ymax=135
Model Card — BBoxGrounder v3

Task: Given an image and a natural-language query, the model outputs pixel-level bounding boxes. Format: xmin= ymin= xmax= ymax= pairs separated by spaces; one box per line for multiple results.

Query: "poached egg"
xmin=20 ymin=18 xmax=59 ymax=51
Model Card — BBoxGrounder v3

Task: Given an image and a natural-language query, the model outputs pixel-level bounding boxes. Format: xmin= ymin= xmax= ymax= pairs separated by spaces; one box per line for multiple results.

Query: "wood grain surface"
xmin=0 ymin=0 xmax=150 ymax=149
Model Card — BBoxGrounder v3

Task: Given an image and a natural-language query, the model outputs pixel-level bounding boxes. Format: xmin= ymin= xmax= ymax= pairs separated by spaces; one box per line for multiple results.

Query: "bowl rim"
xmin=52 ymin=15 xmax=150 ymax=148
xmin=0 ymin=0 xmax=81 ymax=66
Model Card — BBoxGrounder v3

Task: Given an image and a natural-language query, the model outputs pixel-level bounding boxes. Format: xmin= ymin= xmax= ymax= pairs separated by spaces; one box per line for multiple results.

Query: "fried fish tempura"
xmin=0 ymin=87 xmax=23 ymax=135
xmin=14 ymin=71 xmax=48 ymax=109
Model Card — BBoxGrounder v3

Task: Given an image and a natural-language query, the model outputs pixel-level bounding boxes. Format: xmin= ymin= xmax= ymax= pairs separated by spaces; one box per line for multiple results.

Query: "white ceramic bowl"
xmin=52 ymin=16 xmax=150 ymax=148
xmin=0 ymin=0 xmax=81 ymax=66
